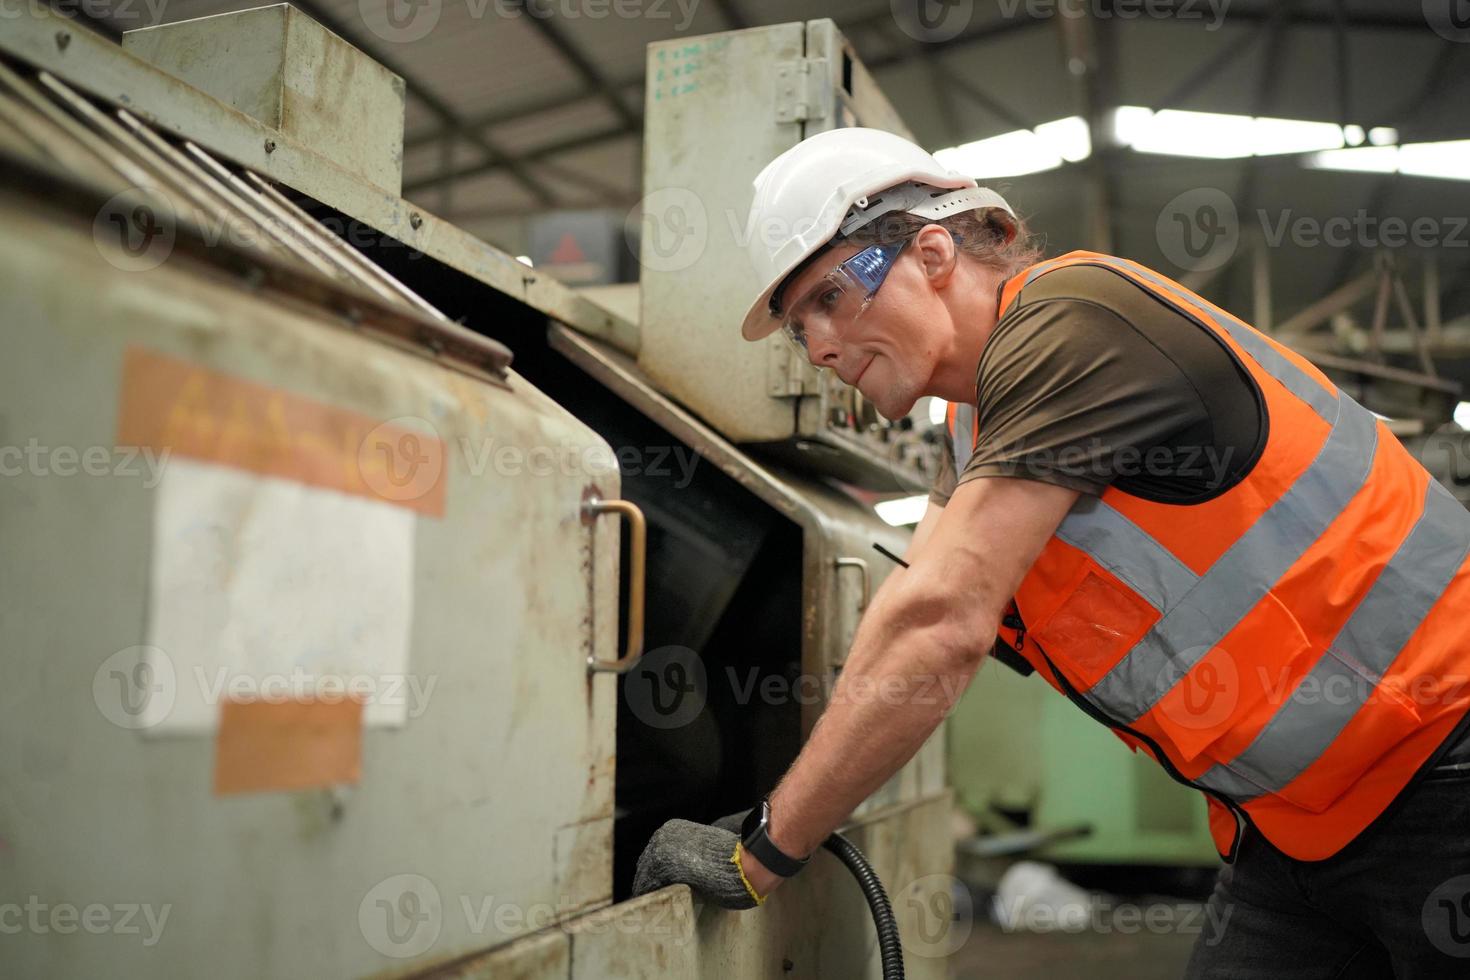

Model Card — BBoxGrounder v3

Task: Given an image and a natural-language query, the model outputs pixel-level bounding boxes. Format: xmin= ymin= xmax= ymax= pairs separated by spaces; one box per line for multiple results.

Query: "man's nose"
xmin=805 ymin=331 xmax=842 ymax=368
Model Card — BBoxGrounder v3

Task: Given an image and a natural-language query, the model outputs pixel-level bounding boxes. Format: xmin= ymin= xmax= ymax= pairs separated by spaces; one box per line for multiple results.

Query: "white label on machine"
xmin=140 ymin=458 xmax=416 ymax=734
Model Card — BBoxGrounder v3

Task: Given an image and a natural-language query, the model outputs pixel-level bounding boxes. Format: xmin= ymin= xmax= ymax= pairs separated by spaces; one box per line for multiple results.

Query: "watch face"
xmin=740 ymin=802 xmax=763 ymax=841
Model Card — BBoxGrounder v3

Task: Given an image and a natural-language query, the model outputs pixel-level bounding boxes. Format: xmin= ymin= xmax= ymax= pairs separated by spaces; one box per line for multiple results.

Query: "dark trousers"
xmin=1185 ymin=765 xmax=1470 ymax=978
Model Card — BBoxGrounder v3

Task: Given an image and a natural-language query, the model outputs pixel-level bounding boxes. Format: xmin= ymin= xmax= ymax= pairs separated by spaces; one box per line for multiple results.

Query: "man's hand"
xmin=631 ymin=814 xmax=770 ymax=910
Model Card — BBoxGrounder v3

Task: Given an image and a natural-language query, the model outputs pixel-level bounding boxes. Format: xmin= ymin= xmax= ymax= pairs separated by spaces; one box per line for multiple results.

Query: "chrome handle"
xmin=583 ymin=496 xmax=646 ymax=674
xmin=834 ymin=556 xmax=871 ymax=612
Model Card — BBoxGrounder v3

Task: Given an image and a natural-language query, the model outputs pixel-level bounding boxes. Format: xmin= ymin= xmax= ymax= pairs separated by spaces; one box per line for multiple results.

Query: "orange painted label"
xmin=213 ymin=698 xmax=364 ymax=796
xmin=117 ymin=347 xmax=446 ymax=516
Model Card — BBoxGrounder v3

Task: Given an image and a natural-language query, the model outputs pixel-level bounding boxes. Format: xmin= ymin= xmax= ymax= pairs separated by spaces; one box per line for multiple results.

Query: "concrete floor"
xmin=949 ymin=915 xmax=1199 ymax=979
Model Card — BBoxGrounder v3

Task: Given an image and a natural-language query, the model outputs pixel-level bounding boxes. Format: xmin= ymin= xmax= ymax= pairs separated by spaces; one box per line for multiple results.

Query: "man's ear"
xmin=914 ymin=223 xmax=958 ymax=289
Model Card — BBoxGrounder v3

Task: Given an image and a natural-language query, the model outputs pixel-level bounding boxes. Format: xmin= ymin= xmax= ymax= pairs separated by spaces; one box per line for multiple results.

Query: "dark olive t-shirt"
xmin=929 ymin=264 xmax=1266 ymax=505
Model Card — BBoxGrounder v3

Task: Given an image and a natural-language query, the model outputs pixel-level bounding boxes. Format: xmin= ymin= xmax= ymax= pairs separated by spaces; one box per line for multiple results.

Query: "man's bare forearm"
xmin=764 ymin=566 xmax=992 ymax=857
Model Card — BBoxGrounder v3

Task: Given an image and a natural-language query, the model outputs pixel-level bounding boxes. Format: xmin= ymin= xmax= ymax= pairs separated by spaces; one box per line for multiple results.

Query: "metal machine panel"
xmin=122 ymin=4 xmax=407 ymax=193
xmin=637 ymin=21 xmax=935 ymax=493
xmin=0 ymin=136 xmax=619 ymax=980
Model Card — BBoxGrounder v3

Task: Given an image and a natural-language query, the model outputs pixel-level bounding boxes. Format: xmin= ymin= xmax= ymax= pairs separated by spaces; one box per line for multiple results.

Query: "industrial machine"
xmin=0 ymin=7 xmax=954 ymax=978
xmin=638 ymin=20 xmax=943 ymax=493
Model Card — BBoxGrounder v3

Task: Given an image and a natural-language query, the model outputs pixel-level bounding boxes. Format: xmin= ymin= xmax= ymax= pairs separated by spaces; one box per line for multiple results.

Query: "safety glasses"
xmin=779 ymin=240 xmax=907 ymax=353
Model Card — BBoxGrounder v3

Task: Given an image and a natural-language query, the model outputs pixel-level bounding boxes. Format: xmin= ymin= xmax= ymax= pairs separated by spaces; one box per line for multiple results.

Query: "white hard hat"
xmin=739 ymin=127 xmax=1015 ymax=341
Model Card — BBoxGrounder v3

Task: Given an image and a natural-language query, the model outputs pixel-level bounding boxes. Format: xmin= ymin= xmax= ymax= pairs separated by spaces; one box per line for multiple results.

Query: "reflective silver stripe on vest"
xmin=1083 ymin=394 xmax=1381 ymax=723
xmin=1194 ymin=479 xmax=1470 ymax=804
xmin=952 ymin=403 xmax=976 ymax=473
xmin=1055 ymin=498 xmax=1199 ymax=613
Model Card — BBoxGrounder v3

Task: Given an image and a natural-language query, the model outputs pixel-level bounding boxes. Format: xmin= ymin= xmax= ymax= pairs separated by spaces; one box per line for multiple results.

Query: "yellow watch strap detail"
xmin=731 ymin=842 xmax=767 ymax=906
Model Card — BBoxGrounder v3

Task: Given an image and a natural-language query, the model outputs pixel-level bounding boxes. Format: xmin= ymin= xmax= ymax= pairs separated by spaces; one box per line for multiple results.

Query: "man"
xmin=632 ymin=128 xmax=1470 ymax=977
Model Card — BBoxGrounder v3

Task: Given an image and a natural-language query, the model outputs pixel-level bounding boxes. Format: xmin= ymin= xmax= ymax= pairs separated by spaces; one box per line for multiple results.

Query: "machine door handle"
xmin=834 ymin=556 xmax=871 ymax=612
xmin=582 ymin=496 xmax=647 ymax=674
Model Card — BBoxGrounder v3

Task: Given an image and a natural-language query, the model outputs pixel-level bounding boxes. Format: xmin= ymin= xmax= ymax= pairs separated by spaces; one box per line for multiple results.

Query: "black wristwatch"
xmin=739 ymin=797 xmax=810 ymax=878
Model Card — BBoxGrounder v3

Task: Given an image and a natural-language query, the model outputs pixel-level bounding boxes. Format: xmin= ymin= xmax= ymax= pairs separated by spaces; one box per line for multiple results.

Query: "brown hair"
xmin=841 ymin=207 xmax=1044 ymax=281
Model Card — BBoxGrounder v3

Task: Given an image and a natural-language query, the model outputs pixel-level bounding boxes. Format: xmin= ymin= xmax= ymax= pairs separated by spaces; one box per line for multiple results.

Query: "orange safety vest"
xmin=948 ymin=251 xmax=1470 ymax=862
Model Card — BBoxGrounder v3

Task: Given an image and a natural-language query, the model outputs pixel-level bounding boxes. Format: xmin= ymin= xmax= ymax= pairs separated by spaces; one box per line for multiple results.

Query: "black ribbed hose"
xmin=822 ymin=831 xmax=905 ymax=980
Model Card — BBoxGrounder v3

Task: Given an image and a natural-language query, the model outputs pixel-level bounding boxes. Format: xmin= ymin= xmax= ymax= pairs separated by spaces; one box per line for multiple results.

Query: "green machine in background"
xmin=949 ymin=663 xmax=1222 ymax=867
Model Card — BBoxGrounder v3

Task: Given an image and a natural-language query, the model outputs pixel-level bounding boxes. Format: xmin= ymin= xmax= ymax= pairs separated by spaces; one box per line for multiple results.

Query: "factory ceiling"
xmin=61 ymin=0 xmax=1470 ymax=399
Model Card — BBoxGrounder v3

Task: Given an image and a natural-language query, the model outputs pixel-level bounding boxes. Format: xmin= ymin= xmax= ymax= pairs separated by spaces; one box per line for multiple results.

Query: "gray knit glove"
xmin=631 ymin=812 xmax=762 ymax=910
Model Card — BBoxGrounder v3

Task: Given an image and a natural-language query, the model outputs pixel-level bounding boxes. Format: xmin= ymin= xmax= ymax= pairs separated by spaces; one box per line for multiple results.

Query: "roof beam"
xmin=511 ymin=0 xmax=640 ymax=131
xmin=407 ymin=125 xmax=632 ymax=195
xmin=404 ymin=9 xmax=1044 ymax=153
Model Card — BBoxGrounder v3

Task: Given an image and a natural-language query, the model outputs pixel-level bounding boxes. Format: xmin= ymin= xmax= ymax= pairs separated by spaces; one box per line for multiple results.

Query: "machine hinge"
xmin=774 ymin=57 xmax=830 ymax=123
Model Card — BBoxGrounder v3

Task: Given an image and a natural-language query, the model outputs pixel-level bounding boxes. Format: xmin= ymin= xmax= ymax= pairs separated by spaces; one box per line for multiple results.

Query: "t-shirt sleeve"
xmin=928 ymin=428 xmax=957 ymax=506
xmin=959 ymin=297 xmax=1212 ymax=496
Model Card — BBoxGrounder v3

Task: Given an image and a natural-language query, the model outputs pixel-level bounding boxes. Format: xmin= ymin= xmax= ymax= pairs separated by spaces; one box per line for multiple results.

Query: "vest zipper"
xmin=1003 ymin=602 xmax=1026 ymax=650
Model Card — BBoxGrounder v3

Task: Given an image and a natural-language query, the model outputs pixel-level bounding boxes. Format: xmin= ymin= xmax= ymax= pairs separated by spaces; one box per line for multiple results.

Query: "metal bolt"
xmin=409 ymin=212 xmax=423 ymax=230
xmin=263 ymin=138 xmax=276 ymax=154
xmin=55 ymin=31 xmax=71 ymax=50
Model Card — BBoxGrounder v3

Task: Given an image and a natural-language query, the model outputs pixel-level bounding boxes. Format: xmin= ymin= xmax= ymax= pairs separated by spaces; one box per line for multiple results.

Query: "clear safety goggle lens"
xmin=780 ymin=241 xmax=906 ymax=353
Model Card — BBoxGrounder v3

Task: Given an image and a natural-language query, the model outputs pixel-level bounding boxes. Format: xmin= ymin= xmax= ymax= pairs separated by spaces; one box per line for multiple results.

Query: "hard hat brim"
xmin=740 ymin=269 xmax=796 ymax=342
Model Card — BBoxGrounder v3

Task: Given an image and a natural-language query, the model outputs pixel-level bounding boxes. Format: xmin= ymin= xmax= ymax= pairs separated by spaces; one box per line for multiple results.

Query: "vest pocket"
xmin=1030 ymin=565 xmax=1160 ymax=691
